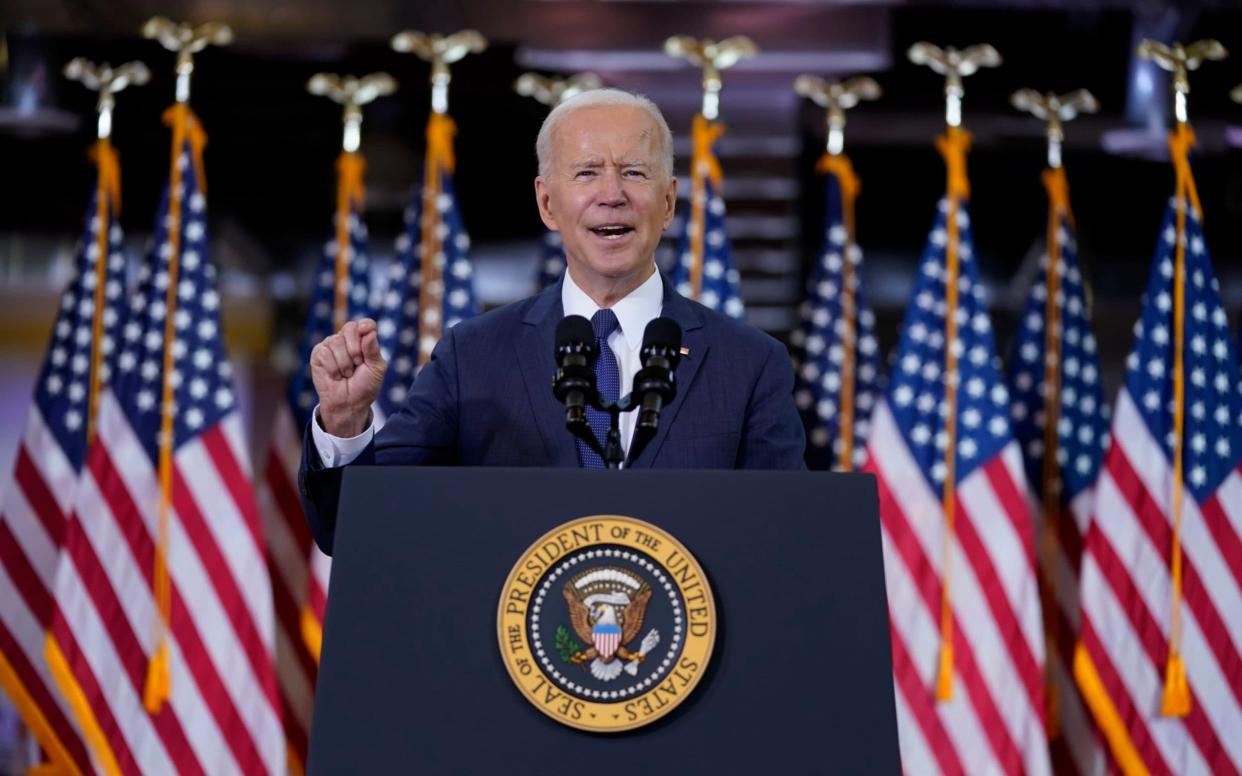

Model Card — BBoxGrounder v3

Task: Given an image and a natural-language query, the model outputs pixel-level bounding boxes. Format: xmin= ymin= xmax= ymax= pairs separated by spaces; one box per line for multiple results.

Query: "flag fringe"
xmin=935 ymin=642 xmax=954 ymax=701
xmin=300 ymin=604 xmax=323 ymax=664
xmin=0 ymin=649 xmax=81 ymax=775
xmin=44 ymin=635 xmax=122 ymax=776
xmin=1072 ymin=643 xmax=1150 ymax=776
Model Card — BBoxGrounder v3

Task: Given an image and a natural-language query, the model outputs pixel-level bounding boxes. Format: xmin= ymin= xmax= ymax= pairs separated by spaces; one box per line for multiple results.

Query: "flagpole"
xmin=307 ymin=73 xmax=396 ymax=331
xmin=1136 ymin=38 xmax=1226 ymax=719
xmin=909 ymin=41 xmax=1001 ymax=702
xmin=139 ymin=16 xmax=232 ymax=714
xmin=664 ymin=36 xmax=756 ymax=302
xmin=62 ymin=60 xmax=150 ymax=446
xmin=391 ymin=29 xmax=486 ymax=367
xmin=793 ymin=75 xmax=879 ymax=471
xmin=1011 ymin=86 xmax=1097 ymax=736
xmin=17 ymin=55 xmax=148 ymax=776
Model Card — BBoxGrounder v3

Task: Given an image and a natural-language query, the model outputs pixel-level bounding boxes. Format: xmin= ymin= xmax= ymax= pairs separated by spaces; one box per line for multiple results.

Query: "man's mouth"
xmin=590 ymin=225 xmax=635 ymax=240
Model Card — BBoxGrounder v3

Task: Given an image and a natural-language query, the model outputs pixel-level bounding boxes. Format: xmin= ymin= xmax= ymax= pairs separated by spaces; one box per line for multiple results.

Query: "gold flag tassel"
xmin=1135 ymin=37 xmax=1223 ymax=719
xmin=390 ymin=29 xmax=485 ymax=368
xmin=1010 ymin=86 xmax=1099 ymax=737
xmin=1161 ymin=122 xmax=1201 ymax=718
xmin=145 ymin=102 xmax=208 ymax=714
xmin=87 ymin=139 xmax=122 ymax=445
xmin=1039 ymin=165 xmax=1071 ymax=734
xmin=332 ymin=151 xmax=367 ymax=330
xmin=416 ymin=112 xmax=457 ymax=367
xmin=688 ymin=115 xmax=726 ymax=301
xmin=815 ymin=154 xmax=861 ymax=471
xmin=664 ymin=35 xmax=756 ymax=304
xmin=934 ymin=125 xmax=972 ymax=701
xmin=794 ymin=73 xmax=880 ymax=473
xmin=39 ymin=56 xmax=149 ymax=776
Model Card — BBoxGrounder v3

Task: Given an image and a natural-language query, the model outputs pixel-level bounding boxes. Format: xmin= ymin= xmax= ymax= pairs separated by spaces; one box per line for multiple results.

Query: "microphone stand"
xmin=568 ymin=394 xmax=639 ymax=470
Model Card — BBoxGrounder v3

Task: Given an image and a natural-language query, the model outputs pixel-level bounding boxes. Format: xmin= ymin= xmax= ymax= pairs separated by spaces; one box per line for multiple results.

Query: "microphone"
xmin=632 ymin=317 xmax=682 ymax=434
xmin=552 ymin=315 xmax=597 ymax=428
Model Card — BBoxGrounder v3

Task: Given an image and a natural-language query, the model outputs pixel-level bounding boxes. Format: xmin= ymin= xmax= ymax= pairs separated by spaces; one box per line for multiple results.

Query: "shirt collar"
xmin=561 ymin=267 xmax=664 ymax=353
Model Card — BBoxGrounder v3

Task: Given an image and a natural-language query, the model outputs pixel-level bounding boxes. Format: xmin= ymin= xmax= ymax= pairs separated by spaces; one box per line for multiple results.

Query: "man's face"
xmin=535 ymin=105 xmax=676 ymax=292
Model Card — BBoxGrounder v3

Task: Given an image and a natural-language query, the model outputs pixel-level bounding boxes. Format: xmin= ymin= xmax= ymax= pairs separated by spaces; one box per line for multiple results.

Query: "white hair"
xmin=535 ymin=88 xmax=674 ymax=179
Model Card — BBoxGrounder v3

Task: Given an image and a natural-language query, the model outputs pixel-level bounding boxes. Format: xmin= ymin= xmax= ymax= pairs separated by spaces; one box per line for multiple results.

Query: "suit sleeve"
xmin=299 ymin=327 xmax=462 ymax=555
xmin=736 ymin=336 xmax=807 ymax=470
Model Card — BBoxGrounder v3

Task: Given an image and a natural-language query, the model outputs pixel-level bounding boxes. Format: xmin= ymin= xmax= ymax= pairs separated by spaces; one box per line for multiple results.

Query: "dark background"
xmin=2 ymin=0 xmax=1241 ymax=391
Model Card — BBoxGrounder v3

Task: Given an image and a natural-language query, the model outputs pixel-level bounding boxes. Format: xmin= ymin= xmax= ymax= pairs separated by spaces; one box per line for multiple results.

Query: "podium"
xmin=307 ymin=468 xmax=899 ymax=773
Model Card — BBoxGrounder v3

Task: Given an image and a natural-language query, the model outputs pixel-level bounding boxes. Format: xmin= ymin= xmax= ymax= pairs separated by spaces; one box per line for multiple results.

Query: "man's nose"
xmin=596 ymin=168 xmax=627 ymax=205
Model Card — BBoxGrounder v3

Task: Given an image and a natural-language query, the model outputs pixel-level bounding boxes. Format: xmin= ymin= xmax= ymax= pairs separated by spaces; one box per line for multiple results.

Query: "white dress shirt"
xmin=311 ymin=267 xmax=664 ymax=467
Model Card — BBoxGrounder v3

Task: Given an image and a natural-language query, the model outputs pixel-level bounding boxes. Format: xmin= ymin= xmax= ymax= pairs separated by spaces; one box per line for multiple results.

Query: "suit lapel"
xmin=516 ymin=282 xmax=581 ymax=467
xmin=628 ymin=278 xmax=706 ymax=468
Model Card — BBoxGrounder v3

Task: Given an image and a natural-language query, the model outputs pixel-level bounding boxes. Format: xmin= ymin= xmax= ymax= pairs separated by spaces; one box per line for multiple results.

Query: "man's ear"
xmin=535 ymin=177 xmax=559 ymax=232
xmin=661 ymin=175 xmax=677 ymax=230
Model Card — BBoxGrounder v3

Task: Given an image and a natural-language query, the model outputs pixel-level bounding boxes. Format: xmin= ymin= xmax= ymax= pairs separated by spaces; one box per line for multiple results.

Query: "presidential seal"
xmin=497 ymin=515 xmax=715 ymax=733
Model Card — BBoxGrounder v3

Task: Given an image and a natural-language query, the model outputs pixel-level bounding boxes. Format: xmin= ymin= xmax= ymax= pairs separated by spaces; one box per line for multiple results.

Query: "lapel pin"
xmin=679 ymin=346 xmax=691 ymax=356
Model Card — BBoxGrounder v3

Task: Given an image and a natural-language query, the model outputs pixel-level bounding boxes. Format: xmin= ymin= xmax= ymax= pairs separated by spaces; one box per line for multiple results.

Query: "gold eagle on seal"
xmin=562 ymin=566 xmax=661 ymax=681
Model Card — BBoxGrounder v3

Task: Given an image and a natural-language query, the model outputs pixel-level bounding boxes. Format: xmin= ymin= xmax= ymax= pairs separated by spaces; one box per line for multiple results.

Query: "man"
xmin=301 ymin=89 xmax=804 ymax=554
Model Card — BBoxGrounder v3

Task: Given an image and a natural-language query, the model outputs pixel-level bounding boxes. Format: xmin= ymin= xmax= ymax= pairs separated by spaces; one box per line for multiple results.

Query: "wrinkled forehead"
xmin=550 ymin=105 xmax=663 ymax=165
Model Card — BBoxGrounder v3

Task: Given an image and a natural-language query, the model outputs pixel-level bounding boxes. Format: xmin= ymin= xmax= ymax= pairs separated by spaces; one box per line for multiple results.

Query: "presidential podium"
xmin=306 ymin=468 xmax=899 ymax=774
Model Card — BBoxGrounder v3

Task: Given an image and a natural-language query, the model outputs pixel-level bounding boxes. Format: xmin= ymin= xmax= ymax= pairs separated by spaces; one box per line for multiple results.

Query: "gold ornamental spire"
xmin=663 ymin=35 xmax=757 ymax=120
xmin=793 ymin=74 xmax=880 ymax=157
xmin=307 ymin=72 xmax=397 ymax=153
xmin=390 ymin=29 xmax=487 ymax=115
xmin=908 ymin=42 xmax=1001 ymax=128
xmin=1138 ymin=39 xmax=1226 ymax=126
xmin=141 ymin=16 xmax=232 ymax=104
xmin=514 ymin=71 xmax=602 ymax=107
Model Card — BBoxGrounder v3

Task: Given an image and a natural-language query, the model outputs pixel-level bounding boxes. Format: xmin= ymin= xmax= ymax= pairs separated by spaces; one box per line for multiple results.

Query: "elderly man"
xmin=301 ymin=89 xmax=804 ymax=553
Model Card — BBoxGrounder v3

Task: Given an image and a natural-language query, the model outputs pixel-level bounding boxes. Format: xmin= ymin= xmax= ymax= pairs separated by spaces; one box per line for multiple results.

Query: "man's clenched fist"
xmin=310 ymin=318 xmax=387 ymax=437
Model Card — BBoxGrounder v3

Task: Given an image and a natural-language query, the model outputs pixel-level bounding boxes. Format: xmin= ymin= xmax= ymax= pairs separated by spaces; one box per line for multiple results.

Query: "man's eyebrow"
xmin=569 ymin=159 xmax=604 ymax=169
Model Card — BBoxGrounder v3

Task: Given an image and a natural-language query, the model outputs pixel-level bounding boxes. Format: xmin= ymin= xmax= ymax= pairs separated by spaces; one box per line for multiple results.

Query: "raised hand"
xmin=310 ymin=318 xmax=386 ymax=437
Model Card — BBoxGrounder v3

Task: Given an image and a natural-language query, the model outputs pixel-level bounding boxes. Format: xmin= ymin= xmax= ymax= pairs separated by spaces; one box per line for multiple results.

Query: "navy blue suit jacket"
xmin=300 ymin=275 xmax=805 ymax=554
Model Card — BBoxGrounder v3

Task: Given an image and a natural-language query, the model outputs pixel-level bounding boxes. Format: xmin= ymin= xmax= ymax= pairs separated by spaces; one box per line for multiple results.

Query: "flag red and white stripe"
xmin=48 ymin=393 xmax=285 ymax=775
xmin=868 ymin=403 xmax=1051 ymax=775
xmin=0 ymin=145 xmax=129 ymax=774
xmin=45 ymin=118 xmax=283 ymax=775
xmin=1075 ymin=393 xmax=1242 ymax=775
xmin=257 ymin=402 xmax=321 ymax=774
xmin=1 ymin=409 xmax=96 ymax=773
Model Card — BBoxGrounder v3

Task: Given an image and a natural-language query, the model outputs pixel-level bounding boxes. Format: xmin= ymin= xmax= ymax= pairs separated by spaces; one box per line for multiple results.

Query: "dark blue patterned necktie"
xmin=578 ymin=308 xmax=621 ymax=468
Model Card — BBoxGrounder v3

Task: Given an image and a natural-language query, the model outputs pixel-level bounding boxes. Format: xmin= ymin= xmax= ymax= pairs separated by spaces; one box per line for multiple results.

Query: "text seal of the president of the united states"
xmin=497 ymin=515 xmax=716 ymax=732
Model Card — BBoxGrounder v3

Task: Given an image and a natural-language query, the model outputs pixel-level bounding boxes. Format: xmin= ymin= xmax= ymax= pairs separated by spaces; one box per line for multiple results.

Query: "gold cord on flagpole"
xmin=665 ymin=36 xmax=756 ymax=302
xmin=391 ymin=30 xmax=486 ymax=367
xmin=63 ymin=58 xmax=149 ymax=445
xmin=1138 ymin=38 xmax=1224 ymax=718
xmin=795 ymin=74 xmax=880 ymax=471
xmin=140 ymin=17 xmax=229 ymax=714
xmin=1011 ymin=86 xmax=1097 ymax=736
xmin=307 ymin=73 xmax=396 ymax=329
xmin=909 ymin=42 xmax=999 ymax=703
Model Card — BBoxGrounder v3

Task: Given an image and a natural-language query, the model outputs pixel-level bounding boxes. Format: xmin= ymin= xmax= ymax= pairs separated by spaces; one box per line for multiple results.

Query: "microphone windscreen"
xmin=641 ymin=317 xmax=682 ymax=353
xmin=555 ymin=315 xmax=595 ymax=354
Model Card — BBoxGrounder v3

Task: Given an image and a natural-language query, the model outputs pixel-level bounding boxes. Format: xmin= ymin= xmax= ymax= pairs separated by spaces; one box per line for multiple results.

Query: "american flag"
xmin=1006 ymin=167 xmax=1109 ymax=776
xmin=257 ymin=150 xmax=373 ymax=772
xmin=375 ymin=113 xmax=477 ymax=419
xmin=0 ymin=139 xmax=127 ymax=774
xmin=862 ymin=130 xmax=1051 ymax=775
xmin=791 ymin=155 xmax=882 ymax=471
xmin=1073 ymin=131 xmax=1242 ymax=775
xmin=536 ymin=229 xmax=566 ymax=291
xmin=45 ymin=107 xmax=283 ymax=775
xmin=670 ymin=115 xmax=744 ymax=320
